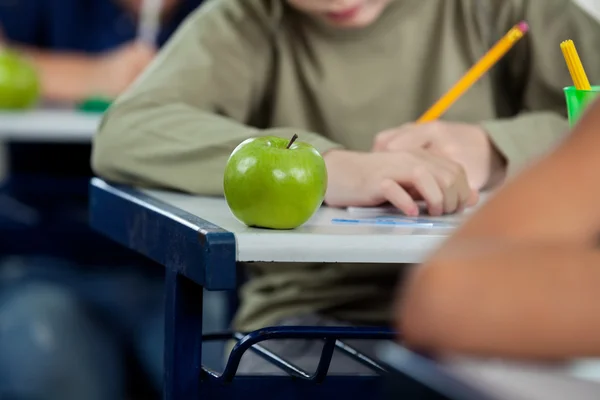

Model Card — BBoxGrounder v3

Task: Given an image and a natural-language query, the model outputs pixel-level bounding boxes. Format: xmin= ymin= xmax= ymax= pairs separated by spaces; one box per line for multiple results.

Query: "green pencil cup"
xmin=564 ymin=86 xmax=600 ymax=127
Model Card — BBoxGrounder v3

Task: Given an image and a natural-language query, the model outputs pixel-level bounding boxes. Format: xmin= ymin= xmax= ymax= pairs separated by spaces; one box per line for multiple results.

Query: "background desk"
xmin=0 ymin=109 xmax=100 ymax=142
xmin=90 ymin=178 xmax=471 ymax=400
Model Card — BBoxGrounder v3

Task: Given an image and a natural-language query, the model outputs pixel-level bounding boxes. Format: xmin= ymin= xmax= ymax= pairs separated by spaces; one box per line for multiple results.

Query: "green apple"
xmin=224 ymin=134 xmax=328 ymax=230
xmin=0 ymin=48 xmax=41 ymax=110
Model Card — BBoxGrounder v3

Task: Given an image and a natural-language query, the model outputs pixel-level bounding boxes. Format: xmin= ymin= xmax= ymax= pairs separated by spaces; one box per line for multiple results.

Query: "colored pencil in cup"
xmin=418 ymin=21 xmax=529 ymax=123
xmin=560 ymin=40 xmax=591 ymax=91
xmin=138 ymin=0 xmax=163 ymax=47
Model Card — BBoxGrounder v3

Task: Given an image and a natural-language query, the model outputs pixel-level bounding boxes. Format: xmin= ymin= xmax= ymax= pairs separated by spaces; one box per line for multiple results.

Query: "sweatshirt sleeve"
xmin=91 ymin=0 xmax=342 ymax=196
xmin=480 ymin=0 xmax=600 ymax=176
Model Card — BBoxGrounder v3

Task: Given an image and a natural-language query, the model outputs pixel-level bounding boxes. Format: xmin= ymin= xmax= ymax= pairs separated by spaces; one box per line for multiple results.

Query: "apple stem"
xmin=286 ymin=134 xmax=299 ymax=149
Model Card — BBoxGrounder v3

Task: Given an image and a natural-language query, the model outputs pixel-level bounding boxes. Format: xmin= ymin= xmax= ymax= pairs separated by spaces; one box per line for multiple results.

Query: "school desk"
xmin=0 ymin=109 xmax=100 ymax=142
xmin=0 ymin=108 xmax=99 ymax=201
xmin=89 ymin=177 xmax=475 ymax=400
xmin=379 ymin=342 xmax=600 ymax=400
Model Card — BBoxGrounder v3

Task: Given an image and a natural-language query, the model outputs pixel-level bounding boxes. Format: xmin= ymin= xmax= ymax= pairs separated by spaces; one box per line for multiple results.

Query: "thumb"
xmin=373 ymin=123 xmax=425 ymax=151
xmin=372 ymin=128 xmax=398 ymax=151
xmin=385 ymin=125 xmax=431 ymax=151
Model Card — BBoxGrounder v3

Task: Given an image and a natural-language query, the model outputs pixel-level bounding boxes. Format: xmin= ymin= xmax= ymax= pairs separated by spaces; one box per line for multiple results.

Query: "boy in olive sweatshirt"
xmin=92 ymin=0 xmax=600 ymax=373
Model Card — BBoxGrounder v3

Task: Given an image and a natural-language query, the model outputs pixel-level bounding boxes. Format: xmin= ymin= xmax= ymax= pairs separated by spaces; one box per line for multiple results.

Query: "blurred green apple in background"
xmin=224 ymin=134 xmax=328 ymax=230
xmin=0 ymin=49 xmax=41 ymax=110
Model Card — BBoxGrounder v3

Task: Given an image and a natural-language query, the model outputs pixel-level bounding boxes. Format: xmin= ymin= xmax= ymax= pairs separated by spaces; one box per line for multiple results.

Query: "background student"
xmin=399 ymin=96 xmax=600 ymax=360
xmin=92 ymin=0 xmax=600 ymax=373
xmin=0 ymin=0 xmax=202 ymax=102
xmin=0 ymin=1 xmax=204 ymax=399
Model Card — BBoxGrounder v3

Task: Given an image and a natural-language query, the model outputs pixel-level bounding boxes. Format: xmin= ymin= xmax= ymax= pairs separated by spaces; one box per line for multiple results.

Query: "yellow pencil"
xmin=560 ymin=40 xmax=591 ymax=90
xmin=418 ymin=21 xmax=529 ymax=123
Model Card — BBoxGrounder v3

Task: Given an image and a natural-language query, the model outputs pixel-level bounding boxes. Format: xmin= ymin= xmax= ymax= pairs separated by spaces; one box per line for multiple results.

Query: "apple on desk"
xmin=0 ymin=48 xmax=41 ymax=110
xmin=224 ymin=134 xmax=328 ymax=230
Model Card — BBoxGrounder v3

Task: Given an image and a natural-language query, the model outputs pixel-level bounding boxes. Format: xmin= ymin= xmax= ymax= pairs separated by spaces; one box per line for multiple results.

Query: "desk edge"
xmin=88 ymin=178 xmax=237 ymax=290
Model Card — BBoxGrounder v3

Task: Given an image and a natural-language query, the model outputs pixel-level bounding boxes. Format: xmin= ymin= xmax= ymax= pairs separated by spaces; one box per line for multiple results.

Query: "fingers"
xmin=373 ymin=123 xmax=437 ymax=152
xmin=329 ymin=150 xmax=477 ymax=216
xmin=467 ymin=190 xmax=479 ymax=207
xmin=386 ymin=152 xmax=473 ymax=216
xmin=380 ymin=179 xmax=420 ymax=216
xmin=372 ymin=129 xmax=398 ymax=151
xmin=403 ymin=167 xmax=445 ymax=216
xmin=422 ymin=152 xmax=476 ymax=214
xmin=373 ymin=124 xmax=424 ymax=152
xmin=438 ymin=175 xmax=459 ymax=215
xmin=437 ymin=163 xmax=468 ymax=214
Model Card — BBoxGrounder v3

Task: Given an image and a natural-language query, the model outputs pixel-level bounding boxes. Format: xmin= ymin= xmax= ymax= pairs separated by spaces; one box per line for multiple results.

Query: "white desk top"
xmin=144 ymin=190 xmax=484 ymax=264
xmin=0 ymin=110 xmax=101 ymax=142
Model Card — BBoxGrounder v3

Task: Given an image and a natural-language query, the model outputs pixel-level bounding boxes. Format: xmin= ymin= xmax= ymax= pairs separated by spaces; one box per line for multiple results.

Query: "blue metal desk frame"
xmin=89 ymin=178 xmax=400 ymax=400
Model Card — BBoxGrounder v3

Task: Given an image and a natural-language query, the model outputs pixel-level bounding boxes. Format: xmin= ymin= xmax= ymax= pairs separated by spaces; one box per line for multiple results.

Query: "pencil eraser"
xmin=517 ymin=21 xmax=529 ymax=33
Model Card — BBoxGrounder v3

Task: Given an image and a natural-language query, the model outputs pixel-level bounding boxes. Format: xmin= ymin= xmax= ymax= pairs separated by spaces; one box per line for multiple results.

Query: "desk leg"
xmin=164 ymin=269 xmax=203 ymax=400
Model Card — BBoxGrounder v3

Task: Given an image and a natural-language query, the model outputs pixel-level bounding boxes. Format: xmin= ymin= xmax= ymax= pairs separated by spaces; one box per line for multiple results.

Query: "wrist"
xmin=323 ymin=149 xmax=364 ymax=206
xmin=322 ymin=148 xmax=349 ymax=162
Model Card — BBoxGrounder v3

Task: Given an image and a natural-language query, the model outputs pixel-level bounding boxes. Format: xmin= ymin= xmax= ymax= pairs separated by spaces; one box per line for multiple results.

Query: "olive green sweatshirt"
xmin=92 ymin=0 xmax=600 ymax=330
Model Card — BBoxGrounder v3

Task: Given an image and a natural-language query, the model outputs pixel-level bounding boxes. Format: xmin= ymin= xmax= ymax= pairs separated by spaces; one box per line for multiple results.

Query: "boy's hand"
xmin=323 ymin=149 xmax=478 ymax=216
xmin=372 ymin=122 xmax=506 ymax=190
xmin=88 ymin=41 xmax=156 ymax=97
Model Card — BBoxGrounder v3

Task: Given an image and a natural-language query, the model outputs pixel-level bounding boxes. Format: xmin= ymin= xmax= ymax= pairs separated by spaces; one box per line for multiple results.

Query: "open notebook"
xmin=377 ymin=342 xmax=600 ymax=400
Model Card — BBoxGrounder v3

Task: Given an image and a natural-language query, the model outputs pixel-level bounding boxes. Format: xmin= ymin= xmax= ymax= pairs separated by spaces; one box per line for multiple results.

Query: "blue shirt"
xmin=0 ymin=0 xmax=203 ymax=52
xmin=0 ymin=0 xmax=204 ymax=204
